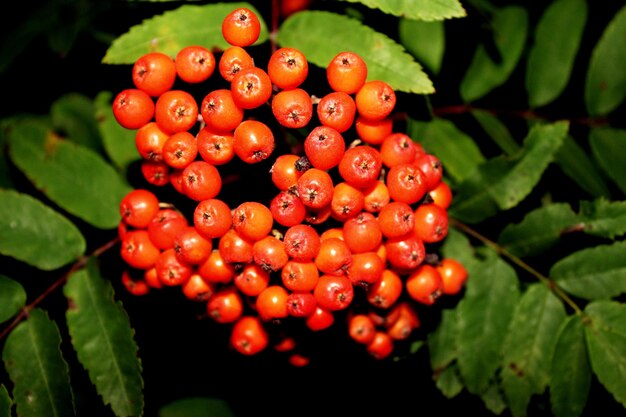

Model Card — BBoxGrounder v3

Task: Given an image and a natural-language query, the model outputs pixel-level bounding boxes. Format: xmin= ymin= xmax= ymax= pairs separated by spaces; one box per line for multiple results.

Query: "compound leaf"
xmin=551 ymin=240 xmax=626 ymax=300
xmin=278 ymin=11 xmax=434 ymax=94
xmin=340 ymin=0 xmax=465 ymax=21
xmin=64 ymin=259 xmax=144 ymax=417
xmin=408 ymin=118 xmax=485 ymax=185
xmin=456 ymin=251 xmax=520 ymax=394
xmin=585 ymin=6 xmax=626 ymax=116
xmin=2 ymin=308 xmax=75 ymax=417
xmin=159 ymin=397 xmax=234 ymax=417
xmin=498 ymin=203 xmax=578 ymax=258
xmin=103 ymin=2 xmax=268 ymax=64
xmin=8 ymin=120 xmax=131 ymax=229
xmin=450 ymin=121 xmax=569 ymax=223
xmin=0 ymin=275 xmax=26 ymax=324
xmin=398 ymin=18 xmax=445 ymax=74
xmin=500 ymin=284 xmax=566 ymax=417
xmin=460 ymin=6 xmax=528 ymax=102
xmin=579 ymin=198 xmax=626 ymax=239
xmin=526 ymin=0 xmax=587 ymax=108
xmin=0 ymin=385 xmax=10 ymax=417
xmin=50 ymin=93 xmax=102 ymax=151
xmin=584 ymin=300 xmax=626 ymax=408
xmin=0 ymin=189 xmax=85 ymax=270
xmin=555 ymin=135 xmax=611 ymax=198
xmin=550 ymin=315 xmax=591 ymax=417
xmin=589 ymin=127 xmax=626 ymax=194
xmin=95 ymin=91 xmax=141 ymax=172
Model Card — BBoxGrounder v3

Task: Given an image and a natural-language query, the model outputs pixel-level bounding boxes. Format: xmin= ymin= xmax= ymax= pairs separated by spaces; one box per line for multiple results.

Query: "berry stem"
xmin=0 ymin=236 xmax=120 ymax=341
xmin=450 ymin=218 xmax=583 ymax=315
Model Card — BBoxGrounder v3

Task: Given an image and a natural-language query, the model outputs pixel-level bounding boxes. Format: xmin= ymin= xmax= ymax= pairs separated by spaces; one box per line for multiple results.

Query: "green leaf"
xmin=500 ymin=284 xmax=567 ymax=417
xmin=471 ymin=109 xmax=520 ymax=156
xmin=8 ymin=120 xmax=131 ymax=229
xmin=456 ymin=251 xmax=520 ymax=394
xmin=551 ymin=240 xmax=626 ymax=300
xmin=159 ymin=397 xmax=235 ymax=417
xmin=51 ymin=93 xmax=102 ymax=151
xmin=64 ymin=259 xmax=144 ymax=417
xmin=407 ymin=118 xmax=485 ymax=184
xmin=450 ymin=121 xmax=569 ymax=223
xmin=460 ymin=6 xmax=529 ymax=102
xmin=95 ymin=91 xmax=141 ymax=172
xmin=435 ymin=365 xmax=464 ymax=399
xmin=481 ymin=382 xmax=507 ymax=415
xmin=2 ymin=308 xmax=75 ymax=417
xmin=278 ymin=11 xmax=434 ymax=94
xmin=589 ymin=127 xmax=626 ymax=194
xmin=103 ymin=3 xmax=268 ymax=64
xmin=584 ymin=300 xmax=626 ymax=407
xmin=340 ymin=0 xmax=466 ymax=21
xmin=0 ymin=385 xmax=11 ymax=417
xmin=497 ymin=203 xmax=578 ymax=258
xmin=585 ymin=6 xmax=626 ymax=116
xmin=0 ymin=275 xmax=26 ymax=324
xmin=526 ymin=0 xmax=587 ymax=108
xmin=555 ymin=135 xmax=611 ymax=198
xmin=428 ymin=308 xmax=459 ymax=370
xmin=550 ymin=315 xmax=591 ymax=417
xmin=0 ymin=189 xmax=85 ymax=270
xmin=440 ymin=227 xmax=478 ymax=272
xmin=398 ymin=19 xmax=444 ymax=74
xmin=579 ymin=198 xmax=626 ymax=239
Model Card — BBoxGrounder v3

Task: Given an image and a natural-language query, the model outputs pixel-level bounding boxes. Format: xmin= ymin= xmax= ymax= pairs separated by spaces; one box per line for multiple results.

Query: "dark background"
xmin=1 ymin=1 xmax=625 ymax=416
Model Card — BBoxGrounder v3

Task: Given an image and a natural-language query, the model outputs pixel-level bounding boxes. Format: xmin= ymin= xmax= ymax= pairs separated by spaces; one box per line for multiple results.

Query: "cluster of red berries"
xmin=113 ymin=7 xmax=468 ymax=363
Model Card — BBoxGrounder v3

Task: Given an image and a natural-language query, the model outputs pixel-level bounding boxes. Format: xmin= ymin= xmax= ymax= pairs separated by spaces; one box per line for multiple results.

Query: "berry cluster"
xmin=113 ymin=7 xmax=467 ymax=363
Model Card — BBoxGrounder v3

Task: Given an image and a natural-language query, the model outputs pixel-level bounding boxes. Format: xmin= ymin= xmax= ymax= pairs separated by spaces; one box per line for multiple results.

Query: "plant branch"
xmin=0 ymin=237 xmax=120 ymax=341
xmin=450 ymin=218 xmax=583 ymax=315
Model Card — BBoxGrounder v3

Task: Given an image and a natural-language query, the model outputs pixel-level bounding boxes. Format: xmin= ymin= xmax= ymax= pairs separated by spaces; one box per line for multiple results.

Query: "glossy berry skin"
xmin=436 ymin=258 xmax=468 ymax=295
xmin=175 ymin=45 xmax=216 ymax=83
xmin=414 ymin=153 xmax=443 ymax=191
xmin=120 ymin=189 xmax=160 ymax=229
xmin=222 ymin=7 xmax=261 ymax=47
xmin=234 ymin=263 xmax=270 ymax=296
xmin=385 ymin=163 xmax=427 ymax=205
xmin=330 ymin=182 xmax=364 ymax=222
xmin=252 ymin=235 xmax=289 ymax=272
xmin=155 ymin=248 xmax=194 ymax=286
xmin=218 ymin=46 xmax=255 ymax=82
xmin=132 ymin=52 xmax=177 ymax=97
xmin=380 ymin=133 xmax=417 ymax=168
xmin=198 ymin=249 xmax=236 ymax=284
xmin=270 ymin=154 xmax=303 ymax=191
xmin=338 ymin=145 xmax=383 ymax=189
xmin=120 ymin=230 xmax=160 ymax=270
xmin=270 ymin=190 xmax=307 ymax=227
xmin=230 ymin=316 xmax=269 ymax=355
xmin=346 ymin=252 xmax=384 ymax=287
xmin=230 ymin=67 xmax=273 ymax=110
xmin=366 ymin=331 xmax=394 ymax=360
xmin=343 ymin=212 xmax=383 ymax=254
xmin=326 ymin=51 xmax=368 ymax=94
xmin=296 ymin=168 xmax=334 ymax=209
xmin=414 ymin=203 xmax=449 ymax=244
xmin=377 ymin=201 xmax=415 ymax=239
xmin=112 ymin=89 xmax=154 ymax=129
xmin=348 ymin=314 xmax=376 ymax=344
xmin=355 ymin=80 xmax=396 ymax=122
xmin=305 ymin=307 xmax=334 ymax=331
xmin=314 ymin=275 xmax=354 ymax=311
xmin=182 ymin=273 xmax=214 ymax=302
xmin=385 ymin=234 xmax=425 ymax=271
xmin=314 ymin=238 xmax=352 ymax=276
xmin=232 ymin=201 xmax=274 ymax=242
xmin=173 ymin=226 xmax=213 ymax=265
xmin=208 ymin=288 xmax=244 ymax=323
xmin=121 ymin=270 xmax=150 ymax=296
xmin=219 ymin=228 xmax=254 ymax=265
xmin=148 ymin=208 xmax=188 ymax=250
xmin=355 ymin=116 xmax=393 ymax=146
xmin=201 ymin=89 xmax=244 ymax=133
xmin=406 ymin=264 xmax=443 ymax=305
xmin=193 ymin=198 xmax=232 ymax=239
xmin=181 ymin=161 xmax=222 ymax=201
xmin=233 ymin=120 xmax=275 ymax=164
xmin=283 ymin=224 xmax=321 ymax=261
xmin=304 ymin=126 xmax=345 ymax=171
xmin=141 ymin=160 xmax=170 ymax=186
xmin=281 ymin=261 xmax=319 ymax=292
xmin=366 ymin=269 xmax=402 ymax=309
xmin=256 ymin=285 xmax=290 ymax=321
xmin=163 ymin=131 xmax=198 ymax=169
xmin=287 ymin=292 xmax=317 ymax=317
xmin=197 ymin=127 xmax=235 ymax=166
xmin=429 ymin=181 xmax=453 ymax=210
xmin=316 ymin=91 xmax=356 ymax=133
xmin=271 ymin=88 xmax=313 ymax=129
xmin=135 ymin=122 xmax=169 ymax=162
xmin=267 ymin=47 xmax=309 ymax=90
xmin=363 ymin=181 xmax=390 ymax=213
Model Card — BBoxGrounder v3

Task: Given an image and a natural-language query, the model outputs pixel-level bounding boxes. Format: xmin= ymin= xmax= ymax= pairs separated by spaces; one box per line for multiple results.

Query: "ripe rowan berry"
xmin=120 ymin=189 xmax=160 ymax=229
xmin=314 ymin=237 xmax=352 ymax=276
xmin=155 ymin=247 xmax=194 ymax=286
xmin=271 ymin=88 xmax=313 ymax=129
xmin=270 ymin=190 xmax=307 ymax=227
xmin=414 ymin=153 xmax=443 ymax=191
xmin=366 ymin=331 xmax=394 ymax=360
xmin=296 ymin=168 xmax=334 ymax=209
xmin=380 ymin=133 xmax=417 ymax=168
xmin=281 ymin=260 xmax=319 ymax=292
xmin=256 ymin=285 xmax=290 ymax=321
xmin=314 ymin=275 xmax=354 ymax=311
xmin=316 ymin=91 xmax=356 ymax=133
xmin=234 ymin=263 xmax=270 ymax=296
xmin=267 ymin=47 xmax=309 ymax=90
xmin=305 ymin=306 xmax=334 ymax=331
xmin=230 ymin=316 xmax=269 ymax=355
xmin=346 ymin=251 xmax=384 ymax=287
xmin=173 ymin=225 xmax=213 ymax=265
xmin=201 ymin=89 xmax=244 ymax=134
xmin=413 ymin=203 xmax=449 ymax=244
xmin=121 ymin=270 xmax=150 ymax=296
xmin=132 ymin=52 xmax=176 ymax=97
xmin=162 ymin=131 xmax=198 ymax=169
xmin=182 ymin=273 xmax=214 ymax=302
xmin=208 ymin=288 xmax=244 ymax=323
xmin=194 ymin=198 xmax=232 ymax=239
xmin=283 ymin=224 xmax=321 ymax=261
xmin=198 ymin=249 xmax=236 ymax=284
xmin=148 ymin=208 xmax=188 ymax=250
xmin=385 ymin=163 xmax=427 ymax=205
xmin=287 ymin=292 xmax=317 ymax=318
xmin=377 ymin=201 xmax=415 ymax=239
xmin=141 ymin=160 xmax=170 ymax=186
xmin=366 ymin=269 xmax=402 ymax=309
xmin=143 ymin=267 xmax=162 ymax=289
xmin=385 ymin=234 xmax=425 ymax=271
xmin=252 ymin=235 xmax=289 ymax=272
xmin=429 ymin=181 xmax=453 ymax=210
xmin=230 ymin=67 xmax=273 ymax=109
xmin=121 ymin=230 xmax=161 ymax=270
xmin=218 ymin=46 xmax=255 ymax=82
xmin=436 ymin=258 xmax=468 ymax=295
xmin=181 ymin=161 xmax=222 ymax=201
xmin=406 ymin=264 xmax=443 ymax=305
xmin=222 ymin=7 xmax=261 ymax=47
xmin=270 ymin=154 xmax=303 ymax=191
xmin=326 ymin=51 xmax=367 ymax=94
xmin=348 ymin=314 xmax=376 ymax=344
xmin=135 ymin=121 xmax=169 ymax=162
xmin=355 ymin=80 xmax=396 ymax=121
xmin=218 ymin=228 xmax=254 ymax=264
xmin=197 ymin=127 xmax=235 ymax=166
xmin=155 ymin=90 xmax=199 ymax=134
xmin=232 ymin=201 xmax=274 ymax=241
xmin=338 ymin=145 xmax=383 ymax=189
xmin=304 ymin=126 xmax=345 ymax=171
xmin=175 ymin=45 xmax=216 ymax=83
xmin=330 ymin=182 xmax=364 ymax=222
xmin=112 ymin=88 xmax=155 ymax=129
xmin=362 ymin=181 xmax=390 ymax=213
xmin=233 ymin=120 xmax=275 ymax=164
xmin=343 ymin=212 xmax=383 ymax=254
xmin=355 ymin=116 xmax=393 ymax=146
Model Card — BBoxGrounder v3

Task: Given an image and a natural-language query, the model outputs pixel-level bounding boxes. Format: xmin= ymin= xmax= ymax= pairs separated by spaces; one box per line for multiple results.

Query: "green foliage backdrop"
xmin=0 ymin=1 xmax=624 ymax=416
